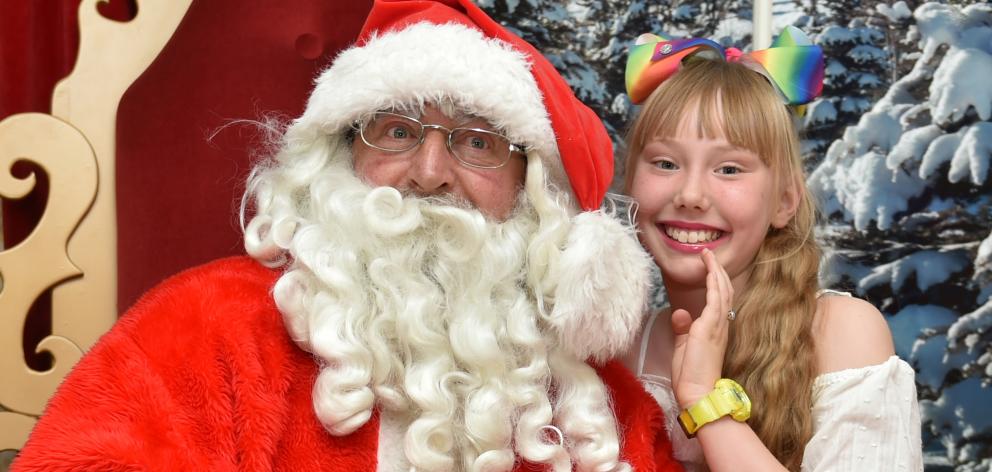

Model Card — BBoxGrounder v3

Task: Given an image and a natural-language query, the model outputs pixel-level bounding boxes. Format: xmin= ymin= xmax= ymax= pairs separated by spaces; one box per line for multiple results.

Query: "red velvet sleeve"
xmin=12 ymin=257 xmax=295 ymax=472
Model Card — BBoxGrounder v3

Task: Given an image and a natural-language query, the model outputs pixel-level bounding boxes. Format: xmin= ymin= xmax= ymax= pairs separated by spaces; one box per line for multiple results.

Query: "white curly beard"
xmin=246 ymin=157 xmax=628 ymax=472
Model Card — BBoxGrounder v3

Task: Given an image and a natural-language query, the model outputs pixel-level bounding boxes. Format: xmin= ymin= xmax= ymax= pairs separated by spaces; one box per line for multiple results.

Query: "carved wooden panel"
xmin=0 ymin=0 xmax=192 ymax=451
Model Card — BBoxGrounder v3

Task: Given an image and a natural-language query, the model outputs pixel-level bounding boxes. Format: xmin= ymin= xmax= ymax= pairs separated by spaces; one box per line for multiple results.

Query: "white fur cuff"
xmin=548 ymin=211 xmax=652 ymax=362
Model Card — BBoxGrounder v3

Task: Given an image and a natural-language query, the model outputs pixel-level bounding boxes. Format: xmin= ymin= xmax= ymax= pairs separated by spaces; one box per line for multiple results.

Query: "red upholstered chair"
xmin=0 ymin=0 xmax=371 ymax=453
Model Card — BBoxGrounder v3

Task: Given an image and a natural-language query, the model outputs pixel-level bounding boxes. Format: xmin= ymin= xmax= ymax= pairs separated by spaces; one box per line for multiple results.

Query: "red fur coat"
xmin=13 ymin=257 xmax=683 ymax=472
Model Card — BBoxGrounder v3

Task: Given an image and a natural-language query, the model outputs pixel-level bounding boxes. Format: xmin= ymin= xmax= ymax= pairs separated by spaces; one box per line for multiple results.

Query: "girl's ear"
xmin=771 ymin=177 xmax=801 ymax=229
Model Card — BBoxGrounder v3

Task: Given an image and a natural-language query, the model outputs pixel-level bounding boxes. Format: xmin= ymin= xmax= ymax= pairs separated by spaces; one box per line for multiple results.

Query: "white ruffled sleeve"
xmin=801 ymin=356 xmax=923 ymax=471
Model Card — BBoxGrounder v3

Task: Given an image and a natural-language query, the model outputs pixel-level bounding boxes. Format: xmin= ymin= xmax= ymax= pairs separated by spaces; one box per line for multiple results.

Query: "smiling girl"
xmin=621 ymin=33 xmax=923 ymax=471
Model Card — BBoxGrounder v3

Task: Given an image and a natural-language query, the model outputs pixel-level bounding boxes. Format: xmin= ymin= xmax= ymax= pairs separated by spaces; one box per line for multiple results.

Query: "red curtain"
xmin=114 ymin=0 xmax=371 ymax=310
xmin=1 ymin=0 xmax=371 ymax=365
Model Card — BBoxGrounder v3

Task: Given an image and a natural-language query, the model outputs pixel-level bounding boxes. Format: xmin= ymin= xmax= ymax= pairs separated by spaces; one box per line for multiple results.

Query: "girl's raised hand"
xmin=671 ymin=248 xmax=735 ymax=409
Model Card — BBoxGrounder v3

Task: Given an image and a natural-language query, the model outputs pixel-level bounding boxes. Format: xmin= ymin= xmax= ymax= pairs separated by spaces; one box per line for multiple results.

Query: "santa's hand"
xmin=671 ymin=248 xmax=734 ymax=409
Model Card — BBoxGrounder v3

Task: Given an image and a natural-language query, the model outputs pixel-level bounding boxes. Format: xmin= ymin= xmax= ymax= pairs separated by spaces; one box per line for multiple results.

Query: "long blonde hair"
xmin=625 ymin=59 xmax=820 ymax=470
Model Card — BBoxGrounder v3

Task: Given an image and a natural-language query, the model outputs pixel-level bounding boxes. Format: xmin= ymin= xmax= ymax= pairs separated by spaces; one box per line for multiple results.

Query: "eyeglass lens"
xmin=362 ymin=112 xmax=514 ymax=169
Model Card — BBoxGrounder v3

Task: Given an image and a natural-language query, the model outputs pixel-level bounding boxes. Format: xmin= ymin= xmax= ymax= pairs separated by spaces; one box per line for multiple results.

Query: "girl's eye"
xmin=717 ymin=165 xmax=740 ymax=175
xmin=654 ymin=159 xmax=678 ymax=170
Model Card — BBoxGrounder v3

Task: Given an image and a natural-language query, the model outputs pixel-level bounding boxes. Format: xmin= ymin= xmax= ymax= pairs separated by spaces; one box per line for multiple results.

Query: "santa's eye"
xmin=387 ymin=126 xmax=413 ymax=139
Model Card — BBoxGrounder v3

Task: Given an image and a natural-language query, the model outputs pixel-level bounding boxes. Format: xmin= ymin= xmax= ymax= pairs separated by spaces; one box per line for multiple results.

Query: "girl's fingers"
xmin=701 ymin=249 xmax=727 ymax=325
xmin=715 ymin=253 xmax=734 ymax=309
xmin=715 ymin=256 xmax=732 ymax=315
xmin=704 ymin=249 xmax=735 ymax=318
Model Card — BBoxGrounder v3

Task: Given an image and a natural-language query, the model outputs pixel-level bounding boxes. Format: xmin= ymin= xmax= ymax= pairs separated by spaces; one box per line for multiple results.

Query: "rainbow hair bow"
xmin=625 ymin=26 xmax=825 ymax=106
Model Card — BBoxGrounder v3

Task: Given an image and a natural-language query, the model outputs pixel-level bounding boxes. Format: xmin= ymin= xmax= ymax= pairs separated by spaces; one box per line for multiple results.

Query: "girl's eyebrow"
xmin=700 ymin=140 xmax=756 ymax=156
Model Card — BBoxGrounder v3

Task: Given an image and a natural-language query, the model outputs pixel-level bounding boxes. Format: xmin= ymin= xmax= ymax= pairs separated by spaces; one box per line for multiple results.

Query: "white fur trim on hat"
xmin=297 ymin=22 xmax=571 ymax=196
xmin=548 ymin=211 xmax=653 ymax=363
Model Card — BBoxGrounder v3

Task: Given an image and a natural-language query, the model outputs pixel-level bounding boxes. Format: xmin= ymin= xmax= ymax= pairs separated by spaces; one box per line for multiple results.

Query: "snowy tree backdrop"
xmin=477 ymin=1 xmax=992 ymax=470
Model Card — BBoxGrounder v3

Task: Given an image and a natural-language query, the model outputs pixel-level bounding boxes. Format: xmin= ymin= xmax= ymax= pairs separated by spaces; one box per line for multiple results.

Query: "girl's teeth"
xmin=665 ymin=226 xmax=721 ymax=244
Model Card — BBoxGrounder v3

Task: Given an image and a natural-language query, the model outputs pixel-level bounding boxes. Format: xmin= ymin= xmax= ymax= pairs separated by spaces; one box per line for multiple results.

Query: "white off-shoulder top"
xmin=636 ymin=297 xmax=924 ymax=471
xmin=802 ymin=355 xmax=923 ymax=470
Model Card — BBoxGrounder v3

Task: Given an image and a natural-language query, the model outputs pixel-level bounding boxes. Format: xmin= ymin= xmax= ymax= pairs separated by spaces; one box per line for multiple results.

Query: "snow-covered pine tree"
xmin=479 ymin=0 xmax=622 ymax=177
xmin=810 ymin=3 xmax=992 ymax=469
xmin=475 ymin=0 xmax=575 ymax=72
xmin=801 ymin=0 xmax=892 ymax=170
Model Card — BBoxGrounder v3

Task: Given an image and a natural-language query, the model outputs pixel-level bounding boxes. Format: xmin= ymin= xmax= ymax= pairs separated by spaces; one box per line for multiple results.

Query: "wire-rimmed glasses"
xmin=355 ymin=111 xmax=526 ymax=169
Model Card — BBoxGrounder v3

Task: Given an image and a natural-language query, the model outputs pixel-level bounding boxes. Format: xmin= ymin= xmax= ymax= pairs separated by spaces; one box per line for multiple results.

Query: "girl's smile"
xmin=658 ymin=220 xmax=726 ymax=253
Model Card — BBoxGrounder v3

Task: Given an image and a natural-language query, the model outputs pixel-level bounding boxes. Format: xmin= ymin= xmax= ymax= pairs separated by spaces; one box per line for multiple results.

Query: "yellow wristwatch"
xmin=678 ymin=378 xmax=751 ymax=438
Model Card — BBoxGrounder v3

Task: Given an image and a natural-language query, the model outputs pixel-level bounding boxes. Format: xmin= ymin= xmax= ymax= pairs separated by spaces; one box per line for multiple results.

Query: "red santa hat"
xmin=296 ymin=0 xmax=651 ymax=361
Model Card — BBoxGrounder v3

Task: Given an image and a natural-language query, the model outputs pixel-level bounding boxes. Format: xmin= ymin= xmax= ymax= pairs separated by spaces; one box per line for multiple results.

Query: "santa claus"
xmin=14 ymin=1 xmax=682 ymax=471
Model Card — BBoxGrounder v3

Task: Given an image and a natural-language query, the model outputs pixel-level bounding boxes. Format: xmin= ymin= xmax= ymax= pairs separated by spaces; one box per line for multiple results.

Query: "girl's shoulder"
xmin=811 ymin=291 xmax=896 ymax=377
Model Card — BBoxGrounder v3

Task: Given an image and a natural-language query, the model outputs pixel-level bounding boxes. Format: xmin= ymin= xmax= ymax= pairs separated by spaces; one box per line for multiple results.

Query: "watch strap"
xmin=678 ymin=394 xmax=721 ymax=437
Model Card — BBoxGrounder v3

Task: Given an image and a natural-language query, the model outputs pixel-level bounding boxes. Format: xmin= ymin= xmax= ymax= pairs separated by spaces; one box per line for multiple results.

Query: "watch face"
xmin=731 ymin=386 xmax=748 ymax=405
xmin=718 ymin=379 xmax=751 ymax=421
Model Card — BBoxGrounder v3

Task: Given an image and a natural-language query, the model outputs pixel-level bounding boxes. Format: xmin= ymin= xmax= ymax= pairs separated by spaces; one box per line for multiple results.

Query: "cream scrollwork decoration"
xmin=48 ymin=0 xmax=196 ymax=353
xmin=0 ymin=114 xmax=93 ymax=449
xmin=0 ymin=0 xmax=193 ymax=451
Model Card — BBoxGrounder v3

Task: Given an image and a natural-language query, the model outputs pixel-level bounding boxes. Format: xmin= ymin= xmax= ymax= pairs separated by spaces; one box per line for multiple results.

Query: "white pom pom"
xmin=548 ymin=211 xmax=652 ymax=362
